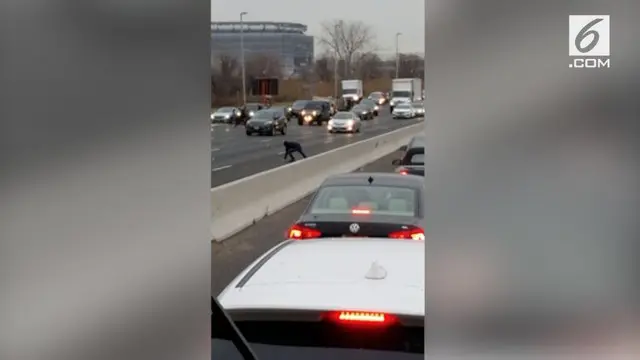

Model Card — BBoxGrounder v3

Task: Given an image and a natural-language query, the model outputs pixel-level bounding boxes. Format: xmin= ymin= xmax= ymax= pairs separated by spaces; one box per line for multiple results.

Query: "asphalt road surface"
xmin=210 ymin=106 xmax=423 ymax=187
xmin=211 ymin=151 xmax=402 ymax=295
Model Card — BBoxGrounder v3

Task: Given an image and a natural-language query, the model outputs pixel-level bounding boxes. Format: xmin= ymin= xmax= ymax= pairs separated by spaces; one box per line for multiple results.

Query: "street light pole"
xmin=333 ymin=23 xmax=340 ymax=99
xmin=395 ymin=32 xmax=402 ymax=78
xmin=240 ymin=12 xmax=248 ymax=105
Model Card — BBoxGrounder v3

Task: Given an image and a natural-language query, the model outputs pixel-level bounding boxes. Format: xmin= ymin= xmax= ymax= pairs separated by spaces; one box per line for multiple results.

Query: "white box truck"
xmin=340 ymin=79 xmax=363 ymax=103
xmin=390 ymin=78 xmax=422 ymax=111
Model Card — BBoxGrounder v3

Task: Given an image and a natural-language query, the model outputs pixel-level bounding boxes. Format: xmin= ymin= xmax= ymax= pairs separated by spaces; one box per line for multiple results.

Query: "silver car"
xmin=210 ymin=107 xmax=241 ymax=123
xmin=327 ymin=111 xmax=362 ymax=133
xmin=411 ymin=101 xmax=425 ymax=117
xmin=392 ymin=103 xmax=416 ymax=119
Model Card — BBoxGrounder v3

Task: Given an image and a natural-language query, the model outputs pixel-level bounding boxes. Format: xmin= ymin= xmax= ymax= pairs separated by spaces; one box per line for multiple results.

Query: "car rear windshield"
xmin=304 ymin=102 xmax=324 ymax=109
xmin=309 ymin=185 xmax=418 ymax=216
xmin=409 ymin=153 xmax=424 ymax=165
xmin=292 ymin=100 xmax=308 ymax=108
xmin=392 ymin=91 xmax=411 ymax=98
xmin=252 ymin=111 xmax=272 ymax=119
xmin=212 ymin=319 xmax=424 ymax=360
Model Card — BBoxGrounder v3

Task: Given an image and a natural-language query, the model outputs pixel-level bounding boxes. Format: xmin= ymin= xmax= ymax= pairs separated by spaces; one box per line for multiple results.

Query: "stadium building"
xmin=211 ymin=21 xmax=314 ymax=77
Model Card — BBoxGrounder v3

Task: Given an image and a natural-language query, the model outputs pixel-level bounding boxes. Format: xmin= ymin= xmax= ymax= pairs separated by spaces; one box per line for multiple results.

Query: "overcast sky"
xmin=211 ymin=0 xmax=424 ymax=58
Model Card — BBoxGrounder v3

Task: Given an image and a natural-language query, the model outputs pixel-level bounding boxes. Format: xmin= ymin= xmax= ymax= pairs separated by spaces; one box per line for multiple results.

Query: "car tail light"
xmin=327 ymin=311 xmax=397 ymax=326
xmin=351 ymin=207 xmax=371 ymax=215
xmin=399 ymin=169 xmax=409 ymax=175
xmin=325 ymin=311 xmax=397 ymax=325
xmin=388 ymin=227 xmax=424 ymax=240
xmin=286 ymin=224 xmax=322 ymax=240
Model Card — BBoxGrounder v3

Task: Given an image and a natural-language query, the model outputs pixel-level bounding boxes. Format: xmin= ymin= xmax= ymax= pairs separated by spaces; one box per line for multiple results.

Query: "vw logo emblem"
xmin=349 ymin=223 xmax=360 ymax=234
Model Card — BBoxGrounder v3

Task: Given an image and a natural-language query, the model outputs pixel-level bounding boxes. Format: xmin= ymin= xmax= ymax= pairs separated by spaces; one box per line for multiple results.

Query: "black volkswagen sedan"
xmin=245 ymin=108 xmax=287 ymax=136
xmin=286 ymin=173 xmax=424 ymax=240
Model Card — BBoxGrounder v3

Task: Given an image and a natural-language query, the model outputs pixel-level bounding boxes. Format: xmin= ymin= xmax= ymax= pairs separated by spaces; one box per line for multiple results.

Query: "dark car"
xmin=351 ymin=104 xmax=374 ymax=120
xmin=367 ymin=91 xmax=387 ymax=106
xmin=245 ymin=108 xmax=287 ymax=136
xmin=286 ymin=173 xmax=424 ymax=240
xmin=399 ymin=135 xmax=424 ymax=152
xmin=392 ymin=138 xmax=424 ymax=176
xmin=298 ymin=101 xmax=332 ymax=126
xmin=286 ymin=100 xmax=308 ymax=121
xmin=397 ymin=165 xmax=424 ymax=176
xmin=360 ymin=99 xmax=380 ymax=116
xmin=393 ymin=148 xmax=424 ymax=176
xmin=240 ymin=103 xmax=265 ymax=122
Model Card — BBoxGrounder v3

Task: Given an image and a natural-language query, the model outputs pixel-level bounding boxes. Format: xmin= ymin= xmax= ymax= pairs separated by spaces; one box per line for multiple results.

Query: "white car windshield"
xmin=217 ymin=107 xmax=234 ymax=112
xmin=396 ymin=105 xmax=410 ymax=109
xmin=333 ymin=113 xmax=353 ymax=119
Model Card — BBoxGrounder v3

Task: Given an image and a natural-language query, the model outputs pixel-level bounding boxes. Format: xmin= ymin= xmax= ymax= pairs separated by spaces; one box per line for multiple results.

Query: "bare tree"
xmin=318 ymin=19 xmax=375 ymax=78
xmin=397 ymin=53 xmax=424 ymax=78
xmin=354 ymin=52 xmax=384 ymax=80
xmin=212 ymin=54 xmax=240 ymax=98
xmin=218 ymin=54 xmax=239 ymax=79
xmin=245 ymin=53 xmax=282 ymax=79
xmin=313 ymin=54 xmax=333 ymax=82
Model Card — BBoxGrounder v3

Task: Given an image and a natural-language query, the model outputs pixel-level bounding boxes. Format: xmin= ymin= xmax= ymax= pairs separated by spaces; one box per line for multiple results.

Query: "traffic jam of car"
xmin=210 ymin=78 xmax=424 ymax=140
xmin=212 ymin=105 xmax=426 ymax=359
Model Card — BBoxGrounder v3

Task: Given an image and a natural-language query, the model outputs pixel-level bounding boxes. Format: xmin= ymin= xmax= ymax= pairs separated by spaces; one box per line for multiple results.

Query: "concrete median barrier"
xmin=210 ymin=123 xmax=423 ymax=242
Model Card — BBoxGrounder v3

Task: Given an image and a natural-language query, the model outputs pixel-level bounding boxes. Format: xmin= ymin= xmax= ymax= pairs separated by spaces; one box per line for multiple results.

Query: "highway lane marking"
xmin=277 ymin=151 xmax=285 ymax=155
xmin=212 ymin=165 xmax=232 ymax=172
xmin=211 ymin=148 xmax=220 ymax=152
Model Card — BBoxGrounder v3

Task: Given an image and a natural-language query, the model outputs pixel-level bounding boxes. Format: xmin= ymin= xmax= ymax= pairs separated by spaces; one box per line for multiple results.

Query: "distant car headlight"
xmin=378 ymin=99 xmax=384 ymax=104
xmin=374 ymin=105 xmax=379 ymax=110
xmin=287 ymin=107 xmax=292 ymax=112
xmin=328 ymin=119 xmax=334 ymax=125
xmin=236 ymin=111 xmax=241 ymax=116
xmin=225 ymin=115 xmax=230 ymax=119
xmin=346 ymin=119 xmax=354 ymax=126
xmin=210 ymin=114 xmax=214 ymax=119
xmin=362 ymin=111 xmax=367 ymax=114
xmin=249 ymin=111 xmax=254 ymax=116
xmin=301 ymin=110 xmax=306 ymax=115
xmin=312 ymin=111 xmax=317 ymax=115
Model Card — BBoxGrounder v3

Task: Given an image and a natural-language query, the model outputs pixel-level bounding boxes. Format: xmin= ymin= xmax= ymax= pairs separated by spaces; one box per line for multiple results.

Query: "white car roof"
xmin=218 ymin=238 xmax=424 ymax=317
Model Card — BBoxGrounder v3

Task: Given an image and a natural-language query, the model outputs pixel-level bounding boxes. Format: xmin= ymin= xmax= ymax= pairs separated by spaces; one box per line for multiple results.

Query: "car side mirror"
xmin=392 ymin=159 xmax=401 ymax=166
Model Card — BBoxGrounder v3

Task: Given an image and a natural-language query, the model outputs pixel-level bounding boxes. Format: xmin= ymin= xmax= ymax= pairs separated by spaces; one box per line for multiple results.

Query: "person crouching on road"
xmin=283 ymin=140 xmax=307 ymax=163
